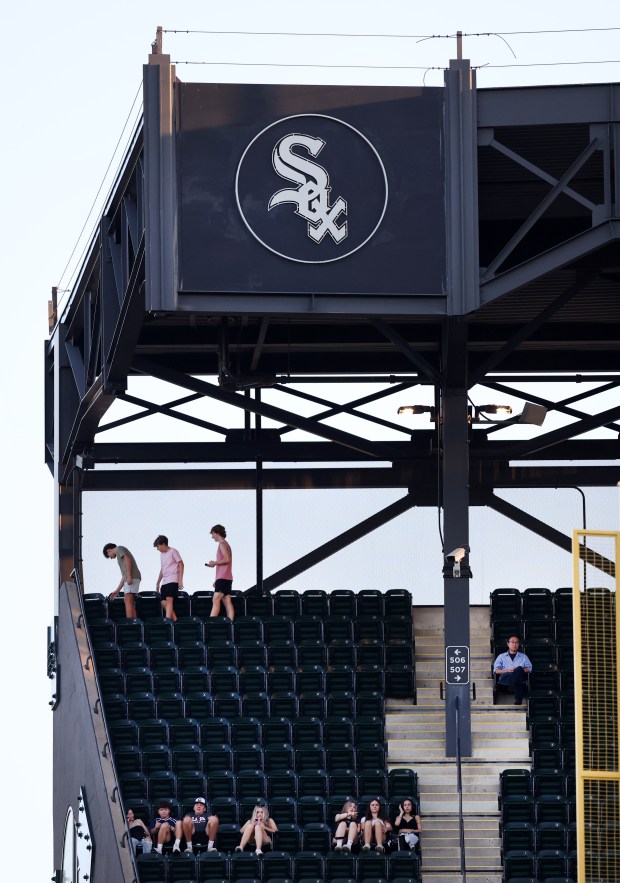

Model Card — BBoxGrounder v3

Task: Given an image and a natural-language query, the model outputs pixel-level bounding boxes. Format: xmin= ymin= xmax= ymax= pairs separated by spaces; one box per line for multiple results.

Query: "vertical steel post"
xmin=255 ymin=389 xmax=264 ymax=593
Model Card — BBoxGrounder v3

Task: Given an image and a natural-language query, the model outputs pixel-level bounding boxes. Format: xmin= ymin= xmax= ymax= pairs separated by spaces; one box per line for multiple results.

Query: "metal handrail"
xmin=71 ymin=570 xmax=139 ymax=882
xmin=454 ymin=695 xmax=467 ymax=882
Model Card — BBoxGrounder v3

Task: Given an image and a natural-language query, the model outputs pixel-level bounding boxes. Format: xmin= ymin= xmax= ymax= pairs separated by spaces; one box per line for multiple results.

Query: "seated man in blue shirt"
xmin=493 ymin=636 xmax=532 ymax=705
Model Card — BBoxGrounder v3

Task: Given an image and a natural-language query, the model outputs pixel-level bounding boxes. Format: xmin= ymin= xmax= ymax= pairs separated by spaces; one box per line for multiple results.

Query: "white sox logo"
xmin=268 ymin=134 xmax=348 ymax=245
xmin=236 ymin=113 xmax=388 ymax=264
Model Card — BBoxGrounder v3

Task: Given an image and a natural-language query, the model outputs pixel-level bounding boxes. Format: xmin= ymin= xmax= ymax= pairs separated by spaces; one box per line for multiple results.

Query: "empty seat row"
xmin=503 ymin=847 xmax=577 ymax=881
xmin=502 ymin=820 xmax=577 ymax=854
xmin=529 ymin=719 xmax=575 ymax=749
xmin=98 ymin=666 xmax=414 ymax=701
xmin=85 ymin=588 xmax=413 ymax=623
xmin=115 ymin=742 xmax=390 ymax=776
xmin=490 ymin=587 xmax=573 ymax=621
xmin=490 ymin=618 xmax=573 ymax=646
xmin=501 ymin=795 xmax=577 ymax=826
xmin=136 ymin=848 xmax=421 ymax=882
xmin=103 ymin=685 xmax=406 ymax=719
xmin=90 ymin=614 xmax=413 ymax=646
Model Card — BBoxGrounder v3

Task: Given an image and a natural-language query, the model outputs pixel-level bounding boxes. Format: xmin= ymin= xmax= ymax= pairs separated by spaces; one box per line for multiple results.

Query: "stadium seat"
xmin=197 ymin=850 xmax=229 ymax=880
xmin=176 ymin=771 xmax=207 ymax=803
xmin=385 ymin=640 xmax=414 ymax=667
xmin=327 ymin=665 xmax=356 ymax=694
xmin=129 ymin=692 xmax=158 ymax=721
xmin=214 ymin=692 xmax=243 ymax=719
xmin=153 ymin=666 xmax=182 ymax=694
xmin=295 ymin=616 xmax=325 ymax=643
xmin=273 ymin=589 xmax=302 ymax=617
xmin=532 ymin=771 xmax=566 ymax=798
xmin=234 ymin=616 xmax=265 ymax=643
xmin=126 ymin=667 xmax=155 ymax=695
xmin=275 ymin=823 xmax=302 ymax=853
xmin=236 ymin=768 xmax=267 ymax=800
xmin=147 ymin=770 xmax=177 ymax=802
xmin=297 ymin=796 xmax=327 ymax=825
xmin=385 ymin=665 xmax=415 ymax=699
xmin=184 ymin=691 xmax=214 ymax=722
xmin=503 ymin=850 xmax=536 ymax=879
xmin=142 ymin=743 xmax=172 ymax=774
xmin=136 ymin=852 xmax=166 ymax=881
xmin=200 ymin=717 xmax=231 ymax=747
xmin=263 ymin=615 xmax=295 ymax=643
xmin=190 ymin=590 xmax=213 ymax=619
xmin=502 ymin=821 xmax=535 ymax=854
xmin=301 ymin=822 xmax=331 ymax=852
xmin=173 ymin=616 xmax=205 ymax=645
xmin=357 ymin=851 xmax=388 ymax=879
xmin=262 ymin=851 xmax=293 ymax=880
xmin=115 ymin=744 xmax=143 ymax=775
xmin=328 ymin=589 xmax=357 ymax=617
xmin=211 ymin=664 xmax=240 ymax=693
xmin=524 ymin=638 xmax=557 ymax=670
xmin=83 ymin=593 xmax=108 ymax=622
xmin=301 ymin=589 xmax=329 ymax=617
xmin=239 ymin=665 xmax=268 ymax=694
xmin=490 ymin=587 xmax=522 ymax=619
xmin=171 ymin=742 xmax=202 ymax=773
xmin=233 ymin=744 xmax=264 ymax=773
xmin=355 ymin=617 xmax=385 ymax=642
xmin=155 ymin=693 xmax=185 ymax=719
xmin=237 ymin=641 xmax=268 ymax=669
xmin=144 ymin=619 xmax=174 ymax=645
xmin=325 ymin=851 xmax=357 ymax=880
xmin=89 ymin=619 xmax=116 ymax=646
xmin=116 ymin=617 xmax=145 ymax=645
xmin=297 ymin=665 xmax=327 ymax=693
xmin=357 ymin=743 xmax=386 ymax=771
xmin=262 ymin=717 xmax=293 ymax=746
xmin=501 ymin=796 xmax=535 ymax=825
xmin=553 ymin=587 xmax=573 ymax=621
xmin=270 ymin=692 xmax=299 ymax=719
xmin=265 ymin=743 xmax=295 ymax=772
xmin=388 ymin=768 xmax=418 ymax=800
xmin=150 ymin=642 xmax=180 ymax=669
xmin=357 ymin=590 xmax=384 ymax=618
xmin=267 ymin=770 xmax=298 ymax=799
xmin=269 ymin=795 xmax=297 ymax=824
xmin=203 ymin=744 xmax=234 ymax=773
xmin=244 ymin=592 xmax=274 ymax=617
xmin=99 ymin=667 xmax=126 ymax=695
xmin=204 ymin=618 xmax=233 ymax=644
xmin=110 ymin=718 xmax=140 ymax=748
xmin=536 ymin=821 xmax=567 ymax=851
xmin=297 ymin=640 xmax=328 ymax=668
xmin=327 ymin=691 xmax=356 ymax=718
xmin=208 ymin=770 xmax=236 ymax=800
xmin=296 ymin=744 xmax=326 ymax=772
xmin=327 ymin=744 xmax=356 ymax=772
xmin=384 ymin=616 xmax=411 ymax=642
xmin=384 ymin=589 xmax=412 ymax=617
xmin=531 ymin=746 xmax=563 ymax=771
xmin=173 ymin=592 xmax=191 ymax=618
xmin=356 ymin=640 xmax=385 ymax=667
xmin=178 ymin=641 xmax=208 ymax=668
xmin=536 ymin=849 xmax=568 ymax=879
xmin=230 ymin=717 xmax=263 ymax=747
xmin=298 ymin=769 xmax=329 ymax=798
xmin=268 ymin=665 xmax=296 ymax=694
xmin=325 ymin=615 xmax=355 ymax=643
xmin=357 ymin=665 xmax=385 ymax=694
xmin=166 ymin=852 xmax=198 ymax=882
xmin=535 ymin=796 xmax=569 ymax=824
xmin=387 ymin=850 xmax=420 ymax=878
xmin=210 ymin=795 xmax=239 ymax=825
xmin=354 ymin=715 xmax=385 ymax=746
xmin=267 ymin=641 xmax=298 ymax=668
xmin=522 ymin=587 xmax=553 ymax=619
xmin=324 ymin=717 xmax=354 ymax=746
xmin=217 ymin=822 xmax=243 ymax=853
xmin=328 ymin=769 xmax=358 ymax=796
xmin=328 ymin=640 xmax=357 ymax=667
xmin=358 ymin=768 xmax=388 ymax=797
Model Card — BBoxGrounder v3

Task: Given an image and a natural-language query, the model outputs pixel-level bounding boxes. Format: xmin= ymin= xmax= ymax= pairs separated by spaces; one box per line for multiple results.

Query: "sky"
xmin=1 ymin=1 xmax=619 ymax=879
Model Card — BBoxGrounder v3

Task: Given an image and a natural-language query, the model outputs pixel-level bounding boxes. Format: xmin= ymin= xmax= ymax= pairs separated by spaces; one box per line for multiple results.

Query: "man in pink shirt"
xmin=206 ymin=524 xmax=234 ymax=621
xmin=153 ymin=535 xmax=184 ymax=621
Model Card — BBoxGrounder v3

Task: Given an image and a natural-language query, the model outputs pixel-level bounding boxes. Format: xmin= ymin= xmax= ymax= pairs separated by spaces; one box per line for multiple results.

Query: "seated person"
xmin=493 ymin=635 xmax=533 ymax=705
xmin=149 ymin=801 xmax=178 ymax=854
xmin=126 ymin=808 xmax=152 ymax=854
xmin=333 ymin=800 xmax=359 ymax=852
xmin=392 ymin=798 xmax=422 ymax=851
xmin=235 ymin=804 xmax=278 ymax=856
xmin=360 ymin=798 xmax=392 ymax=853
xmin=173 ymin=797 xmax=219 ymax=853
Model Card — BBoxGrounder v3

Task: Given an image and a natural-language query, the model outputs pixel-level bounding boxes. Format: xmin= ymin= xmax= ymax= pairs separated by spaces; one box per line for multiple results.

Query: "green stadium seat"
xmin=536 ymin=821 xmax=566 ymax=851
xmin=150 ymin=642 xmax=180 ymax=669
xmin=239 ymin=665 xmax=268 ymax=694
xmin=328 ymin=590 xmax=357 ymax=617
xmin=136 ymin=592 xmax=165 ymax=620
xmin=142 ymin=743 xmax=172 ymax=774
xmin=237 ymin=641 xmax=268 ymax=669
xmin=503 ymin=851 xmax=536 ymax=880
xmin=234 ymin=616 xmax=265 ymax=643
xmin=327 ymin=744 xmax=356 ymax=771
xmin=178 ymin=641 xmax=207 ymax=668
xmin=297 ymin=665 xmax=326 ymax=693
xmin=268 ymin=641 xmax=298 ymax=668
xmin=126 ymin=667 xmax=155 ymax=694
xmin=264 ymin=615 xmax=295 ymax=643
xmin=210 ymin=795 xmax=239 ymax=824
xmin=176 ymin=771 xmax=207 ymax=803
xmin=267 ymin=770 xmax=298 ymax=799
xmin=298 ymin=769 xmax=329 ymax=798
xmin=244 ymin=591 xmax=274 ymax=617
xmin=502 ymin=821 xmax=535 ymax=854
xmin=296 ymin=744 xmax=326 ymax=772
xmin=273 ymin=590 xmax=302 ymax=617
xmin=233 ymin=744 xmax=264 ymax=773
xmin=211 ymin=667 xmax=240 ymax=694
xmin=268 ymin=665 xmax=296 ymax=694
xmin=522 ymin=587 xmax=553 ymax=619
xmin=354 ymin=716 xmax=385 ymax=746
xmin=357 ymin=666 xmax=385 ymax=694
xmin=523 ymin=619 xmax=556 ymax=642
xmin=356 ymin=692 xmax=385 ymax=717
xmin=297 ymin=796 xmax=327 ymax=825
xmin=535 ymin=796 xmax=569 ymax=824
xmin=357 ymin=851 xmax=387 ymax=880
xmin=171 ymin=742 xmax=202 ymax=773
xmin=155 ymin=692 xmax=185 ymax=720
xmin=229 ymin=717 xmax=262 ymax=746
xmin=358 ymin=768 xmax=388 ymax=797
xmin=536 ymin=849 xmax=568 ymax=879
xmin=102 ymin=692 xmax=128 ymax=720
xmin=329 ymin=769 xmax=358 ymax=795
xmin=153 ymin=666 xmax=182 ymax=694
xmin=189 ymin=590 xmax=213 ymax=619
xmin=384 ymin=617 xmax=410 ymax=642
xmin=275 ymin=823 xmax=302 ymax=853
xmin=501 ymin=796 xmax=535 ymax=825
xmin=107 ymin=596 xmax=129 ymax=622
xmin=99 ymin=667 xmax=126 ymax=695
xmin=326 ymin=851 xmax=357 ymax=880
xmin=214 ymin=692 xmax=243 ymax=719
xmin=295 ymin=616 xmax=325 ymax=643
xmin=328 ymin=640 xmax=357 ymax=667
xmin=327 ymin=691 xmax=356 ymax=718
xmin=265 ymin=743 xmax=295 ymax=772
xmin=203 ymin=744 xmax=233 ymax=773
xmin=231 ymin=591 xmax=246 ymax=619
xmin=384 ymin=589 xmax=412 ymax=617
xmin=324 ymin=616 xmax=354 ymax=643
xmin=357 ymin=744 xmax=386 ymax=771
xmin=355 ymin=617 xmax=385 ymax=642
xmin=301 ymin=822 xmax=331 ymax=852
xmin=110 ymin=718 xmax=139 ymax=748
xmin=197 ymin=850 xmax=228 ymax=881
xmin=262 ymin=717 xmax=292 ymax=746
xmin=271 ymin=692 xmax=299 ymax=719
xmin=204 ymin=618 xmax=233 ymax=644
xmin=357 ymin=641 xmax=385 ymax=667
xmin=387 ymin=851 xmax=420 ymax=879
xmin=357 ymin=590 xmax=384 ymax=618
xmin=269 ymin=796 xmax=297 ymax=824
xmin=147 ymin=770 xmax=177 ymax=802
xmin=553 ymin=587 xmax=573 ymax=621
xmin=324 ymin=716 xmax=354 ymax=746
xmin=387 ymin=769 xmax=418 ymax=800
xmin=297 ymin=640 xmax=328 ymax=667
xmin=95 ymin=640 xmax=122 ymax=668
xmin=173 ymin=592 xmax=191 ymax=618
xmin=116 ymin=617 xmax=145 ymax=644
xmin=129 ymin=692 xmax=158 ymax=721
xmin=262 ymin=851 xmax=294 ymax=880
xmin=166 ymin=852 xmax=197 ymax=882
xmin=490 ymin=588 xmax=522 ymax=619
xmin=136 ymin=852 xmax=166 ymax=881
xmin=115 ymin=744 xmax=143 ymax=774
xmin=532 ymin=771 xmax=565 ymax=798
xmin=327 ymin=663 xmax=356 ymax=692
xmin=207 ymin=770 xmax=236 ymax=800
xmin=200 ymin=717 xmax=231 ymax=747
xmin=168 ymin=717 xmax=200 ymax=745
xmin=236 ymin=768 xmax=267 ymax=800
xmin=385 ymin=640 xmax=414 ymax=667
xmin=184 ymin=691 xmax=214 ymax=722
xmin=385 ymin=665 xmax=415 ymax=699
xmin=144 ymin=619 xmax=174 ymax=644
xmin=301 ymin=590 xmax=329 ymax=617
xmin=83 ymin=593 xmax=108 ymax=621
xmin=89 ymin=618 xmax=116 ymax=645
xmin=532 ymin=746 xmax=563 ymax=771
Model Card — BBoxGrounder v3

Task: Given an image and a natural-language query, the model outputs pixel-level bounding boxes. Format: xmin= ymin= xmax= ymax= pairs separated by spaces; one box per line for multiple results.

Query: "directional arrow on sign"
xmin=454 ymin=675 xmax=461 ymax=681
xmin=454 ymin=649 xmax=461 ymax=655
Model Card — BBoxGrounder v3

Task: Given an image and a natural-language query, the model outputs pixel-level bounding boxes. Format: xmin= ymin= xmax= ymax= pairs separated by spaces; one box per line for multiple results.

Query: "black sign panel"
xmin=445 ymin=645 xmax=470 ymax=685
xmin=177 ymin=83 xmax=445 ymax=296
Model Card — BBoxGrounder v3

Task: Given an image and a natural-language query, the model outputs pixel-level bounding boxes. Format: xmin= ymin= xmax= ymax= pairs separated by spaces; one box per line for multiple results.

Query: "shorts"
xmin=214 ymin=579 xmax=233 ymax=595
xmin=124 ymin=579 xmax=141 ymax=595
xmin=160 ymin=583 xmax=179 ymax=600
xmin=192 ymin=831 xmax=208 ymax=846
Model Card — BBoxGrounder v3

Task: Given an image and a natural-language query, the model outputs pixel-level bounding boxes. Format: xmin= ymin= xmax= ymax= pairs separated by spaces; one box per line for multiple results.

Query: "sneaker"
xmin=333 ymin=842 xmax=342 ymax=852
xmin=172 ymin=844 xmax=181 ymax=854
xmin=234 ymin=846 xmax=243 ymax=853
xmin=362 ymin=844 xmax=370 ymax=852
xmin=184 ymin=847 xmax=193 ymax=853
xmin=255 ymin=848 xmax=263 ymax=856
xmin=207 ymin=845 xmax=217 ymax=852
xmin=342 ymin=843 xmax=351 ymax=853
xmin=376 ymin=843 xmax=385 ymax=853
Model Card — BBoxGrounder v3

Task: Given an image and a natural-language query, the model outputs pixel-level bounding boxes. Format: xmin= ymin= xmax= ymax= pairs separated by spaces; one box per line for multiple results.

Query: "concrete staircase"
xmin=387 ymin=606 xmax=531 ymax=883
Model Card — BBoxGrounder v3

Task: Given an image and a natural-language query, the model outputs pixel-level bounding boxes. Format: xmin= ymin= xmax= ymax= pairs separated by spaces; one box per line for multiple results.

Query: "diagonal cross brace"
xmin=133 ymin=357 xmax=395 ymax=460
xmin=247 ymin=493 xmax=418 ymax=593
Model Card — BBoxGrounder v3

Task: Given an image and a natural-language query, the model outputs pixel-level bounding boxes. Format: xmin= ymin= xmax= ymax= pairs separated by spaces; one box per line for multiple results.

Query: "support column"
xmin=255 ymin=389 xmax=264 ymax=593
xmin=442 ymin=319 xmax=472 ymax=757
